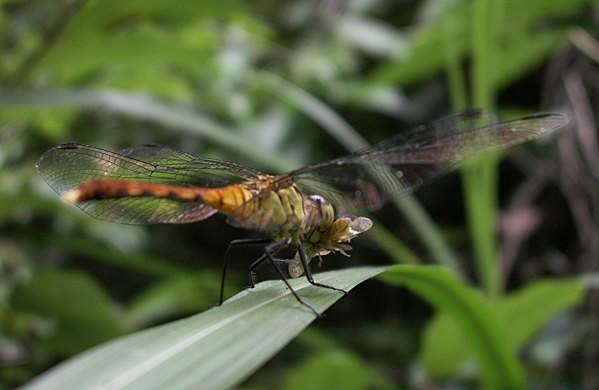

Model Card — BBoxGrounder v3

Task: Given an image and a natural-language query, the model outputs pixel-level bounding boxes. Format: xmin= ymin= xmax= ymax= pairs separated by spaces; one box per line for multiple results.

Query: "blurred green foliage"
xmin=11 ymin=269 xmax=127 ymax=355
xmin=1 ymin=0 xmax=597 ymax=388
xmin=422 ymin=278 xmax=586 ymax=378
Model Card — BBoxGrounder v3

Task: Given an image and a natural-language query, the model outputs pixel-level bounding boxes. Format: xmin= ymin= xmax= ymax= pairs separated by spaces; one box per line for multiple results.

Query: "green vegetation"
xmin=1 ymin=1 xmax=597 ymax=388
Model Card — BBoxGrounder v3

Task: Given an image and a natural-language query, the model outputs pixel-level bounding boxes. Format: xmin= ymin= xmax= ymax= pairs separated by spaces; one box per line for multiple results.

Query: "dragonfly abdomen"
xmin=62 ymin=179 xmax=259 ymax=217
xmin=61 ymin=179 xmax=252 ymax=207
xmin=62 ymin=180 xmax=207 ymax=203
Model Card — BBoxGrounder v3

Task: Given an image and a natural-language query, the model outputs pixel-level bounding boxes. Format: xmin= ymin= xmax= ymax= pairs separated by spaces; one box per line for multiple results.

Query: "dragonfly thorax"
xmin=239 ymin=186 xmax=371 ymax=246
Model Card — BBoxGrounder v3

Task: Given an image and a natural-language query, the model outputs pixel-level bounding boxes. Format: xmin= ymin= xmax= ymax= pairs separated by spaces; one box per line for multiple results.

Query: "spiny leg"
xmin=263 ymin=241 xmax=321 ymax=317
xmin=219 ymin=238 xmax=271 ymax=305
xmin=298 ymin=243 xmax=348 ymax=296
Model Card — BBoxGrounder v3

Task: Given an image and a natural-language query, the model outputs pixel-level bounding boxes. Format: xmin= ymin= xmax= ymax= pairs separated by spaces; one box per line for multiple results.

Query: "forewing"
xmin=37 ymin=143 xmax=263 ymax=224
xmin=288 ymin=111 xmax=568 ymax=212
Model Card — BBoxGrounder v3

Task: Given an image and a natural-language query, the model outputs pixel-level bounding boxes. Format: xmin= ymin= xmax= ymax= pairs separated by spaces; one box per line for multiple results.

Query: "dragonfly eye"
xmin=308 ymin=195 xmax=335 ymax=228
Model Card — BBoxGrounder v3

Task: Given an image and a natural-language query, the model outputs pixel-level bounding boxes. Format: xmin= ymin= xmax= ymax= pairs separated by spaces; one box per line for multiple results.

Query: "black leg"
xmin=298 ymin=243 xmax=348 ymax=296
xmin=263 ymin=241 xmax=321 ymax=317
xmin=247 ymin=243 xmax=292 ymax=288
xmin=219 ymin=238 xmax=271 ymax=305
xmin=248 ymin=254 xmax=267 ymax=288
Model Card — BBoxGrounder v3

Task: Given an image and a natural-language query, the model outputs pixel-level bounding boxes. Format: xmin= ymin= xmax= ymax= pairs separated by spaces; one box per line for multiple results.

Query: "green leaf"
xmin=35 ymin=0 xmax=243 ymax=83
xmin=40 ymin=27 xmax=216 ymax=83
xmin=22 ymin=266 xmax=387 ymax=390
xmin=495 ymin=278 xmax=586 ymax=348
xmin=66 ymin=0 xmax=241 ymax=32
xmin=421 ymin=311 xmax=469 ymax=378
xmin=496 ymin=30 xmax=568 ymax=88
xmin=421 ymin=278 xmax=586 ymax=378
xmin=368 ymin=0 xmax=586 ymax=87
xmin=284 ymin=350 xmax=394 ymax=390
xmin=500 ymin=0 xmax=589 ymax=30
xmin=288 ymin=328 xmax=395 ymax=390
xmin=11 ymin=269 xmax=127 ymax=355
xmin=379 ymin=265 xmax=524 ymax=389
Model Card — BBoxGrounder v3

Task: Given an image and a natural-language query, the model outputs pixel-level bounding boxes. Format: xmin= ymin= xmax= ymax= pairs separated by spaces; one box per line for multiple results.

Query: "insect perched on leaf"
xmin=37 ymin=109 xmax=568 ymax=316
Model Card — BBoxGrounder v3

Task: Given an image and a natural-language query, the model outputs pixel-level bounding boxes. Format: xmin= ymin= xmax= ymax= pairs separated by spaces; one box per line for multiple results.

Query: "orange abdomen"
xmin=64 ymin=180 xmax=253 ymax=214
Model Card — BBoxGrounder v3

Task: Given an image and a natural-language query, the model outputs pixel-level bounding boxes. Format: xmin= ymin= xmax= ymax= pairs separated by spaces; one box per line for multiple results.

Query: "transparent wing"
xmin=64 ymin=197 xmax=219 ymax=224
xmin=37 ymin=143 xmax=264 ymax=224
xmin=286 ymin=110 xmax=568 ymax=212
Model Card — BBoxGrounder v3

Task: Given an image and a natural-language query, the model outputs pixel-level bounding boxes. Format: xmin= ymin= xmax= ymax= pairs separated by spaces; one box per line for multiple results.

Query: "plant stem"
xmin=465 ymin=0 xmax=503 ymax=298
xmin=370 ymin=224 xmax=420 ymax=265
xmin=444 ymin=15 xmax=468 ymax=112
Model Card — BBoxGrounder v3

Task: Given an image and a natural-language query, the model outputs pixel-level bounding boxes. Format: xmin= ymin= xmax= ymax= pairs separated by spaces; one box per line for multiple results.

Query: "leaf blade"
xmin=22 ymin=266 xmax=388 ymax=390
xmin=379 ymin=265 xmax=524 ymax=389
xmin=421 ymin=278 xmax=586 ymax=378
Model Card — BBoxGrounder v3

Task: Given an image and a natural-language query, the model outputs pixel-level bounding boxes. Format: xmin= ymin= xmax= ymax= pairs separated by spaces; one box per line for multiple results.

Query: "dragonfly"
xmin=37 ymin=109 xmax=568 ymax=316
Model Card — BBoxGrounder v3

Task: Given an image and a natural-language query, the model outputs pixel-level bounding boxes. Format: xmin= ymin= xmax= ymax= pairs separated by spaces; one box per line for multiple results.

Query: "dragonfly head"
xmin=289 ymin=215 xmax=373 ymax=278
xmin=325 ymin=216 xmax=373 ymax=248
xmin=305 ymin=194 xmax=372 ymax=249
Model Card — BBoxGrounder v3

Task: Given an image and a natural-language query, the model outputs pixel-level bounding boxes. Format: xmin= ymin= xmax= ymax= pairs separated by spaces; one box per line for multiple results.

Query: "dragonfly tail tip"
xmin=62 ymin=189 xmax=81 ymax=204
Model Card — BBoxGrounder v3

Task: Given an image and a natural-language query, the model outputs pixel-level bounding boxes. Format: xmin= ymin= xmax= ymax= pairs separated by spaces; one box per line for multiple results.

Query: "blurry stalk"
xmin=260 ymin=73 xmax=464 ymax=274
xmin=37 ymin=233 xmax=187 ymax=277
xmin=0 ymin=89 xmax=290 ymax=169
xmin=443 ymin=17 xmax=468 ymax=112
xmin=462 ymin=0 xmax=503 ymax=298
xmin=370 ymin=225 xmax=420 ymax=265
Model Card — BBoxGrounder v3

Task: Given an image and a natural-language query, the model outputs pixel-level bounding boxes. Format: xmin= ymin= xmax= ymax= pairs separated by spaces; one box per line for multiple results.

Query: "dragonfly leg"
xmin=248 ymin=254 xmax=267 ymax=288
xmin=247 ymin=244 xmax=292 ymax=288
xmin=219 ymin=238 xmax=271 ymax=305
xmin=298 ymin=243 xmax=348 ymax=296
xmin=263 ymin=241 xmax=321 ymax=318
